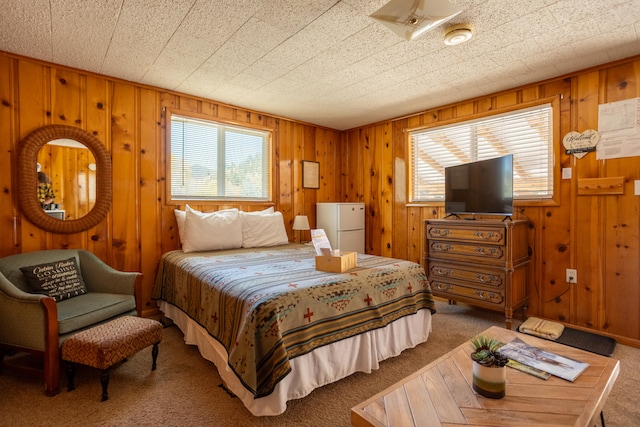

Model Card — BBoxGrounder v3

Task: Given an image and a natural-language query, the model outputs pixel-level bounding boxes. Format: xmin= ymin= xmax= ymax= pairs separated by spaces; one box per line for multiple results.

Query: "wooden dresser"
xmin=424 ymin=219 xmax=530 ymax=329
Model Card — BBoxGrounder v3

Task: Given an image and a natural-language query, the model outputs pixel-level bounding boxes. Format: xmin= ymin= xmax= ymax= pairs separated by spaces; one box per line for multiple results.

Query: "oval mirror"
xmin=18 ymin=125 xmax=112 ymax=234
xmin=37 ymin=139 xmax=97 ymax=220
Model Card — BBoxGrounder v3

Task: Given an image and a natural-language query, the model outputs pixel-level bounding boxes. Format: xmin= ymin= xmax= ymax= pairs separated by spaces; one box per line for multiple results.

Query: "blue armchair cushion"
xmin=20 ymin=257 xmax=87 ymax=302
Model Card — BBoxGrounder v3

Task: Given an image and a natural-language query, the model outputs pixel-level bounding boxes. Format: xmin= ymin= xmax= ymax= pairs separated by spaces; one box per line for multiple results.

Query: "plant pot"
xmin=472 ymin=361 xmax=506 ymax=399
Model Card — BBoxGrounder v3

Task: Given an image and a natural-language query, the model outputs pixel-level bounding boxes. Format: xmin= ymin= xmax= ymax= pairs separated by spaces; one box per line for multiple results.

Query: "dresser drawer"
xmin=430 ymin=279 xmax=505 ymax=306
xmin=428 ymin=240 xmax=505 ymax=265
xmin=428 ymin=262 xmax=505 ymax=288
xmin=427 ymin=224 xmax=506 ymax=245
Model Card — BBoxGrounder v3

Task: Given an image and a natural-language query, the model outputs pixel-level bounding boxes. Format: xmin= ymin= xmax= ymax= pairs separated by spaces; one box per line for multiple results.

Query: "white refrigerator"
xmin=316 ymin=202 xmax=365 ymax=253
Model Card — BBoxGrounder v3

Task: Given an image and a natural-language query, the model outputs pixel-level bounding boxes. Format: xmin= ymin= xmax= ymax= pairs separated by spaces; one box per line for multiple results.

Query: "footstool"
xmin=61 ymin=315 xmax=163 ymax=401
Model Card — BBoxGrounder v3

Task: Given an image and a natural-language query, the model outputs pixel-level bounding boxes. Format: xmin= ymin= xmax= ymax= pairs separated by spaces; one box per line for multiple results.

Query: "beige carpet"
xmin=1 ymin=301 xmax=638 ymax=426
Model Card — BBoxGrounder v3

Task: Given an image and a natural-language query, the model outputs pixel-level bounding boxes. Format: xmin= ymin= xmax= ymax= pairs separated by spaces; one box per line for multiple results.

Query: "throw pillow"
xmin=240 ymin=210 xmax=289 ymax=248
xmin=182 ymin=206 xmax=243 ymax=253
xmin=20 ymin=257 xmax=87 ymax=302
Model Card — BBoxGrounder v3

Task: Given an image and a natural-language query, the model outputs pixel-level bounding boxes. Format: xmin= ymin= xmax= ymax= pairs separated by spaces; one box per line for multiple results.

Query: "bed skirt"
xmin=159 ymin=301 xmax=433 ymax=416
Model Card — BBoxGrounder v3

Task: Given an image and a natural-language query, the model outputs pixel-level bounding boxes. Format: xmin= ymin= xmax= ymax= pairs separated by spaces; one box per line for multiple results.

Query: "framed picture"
xmin=302 ymin=160 xmax=320 ymax=189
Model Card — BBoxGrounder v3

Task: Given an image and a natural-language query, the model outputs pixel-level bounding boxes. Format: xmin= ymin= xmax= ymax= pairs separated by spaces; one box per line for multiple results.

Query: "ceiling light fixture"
xmin=444 ymin=24 xmax=473 ymax=45
xmin=370 ymin=0 xmax=463 ymax=41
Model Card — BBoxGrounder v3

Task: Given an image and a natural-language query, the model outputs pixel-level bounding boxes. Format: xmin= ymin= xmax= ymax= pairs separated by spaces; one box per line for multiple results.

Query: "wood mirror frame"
xmin=18 ymin=125 xmax=112 ymax=234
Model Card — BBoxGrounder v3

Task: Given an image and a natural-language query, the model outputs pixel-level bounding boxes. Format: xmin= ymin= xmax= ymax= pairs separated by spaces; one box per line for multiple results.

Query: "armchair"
xmin=0 ymin=249 xmax=142 ymax=395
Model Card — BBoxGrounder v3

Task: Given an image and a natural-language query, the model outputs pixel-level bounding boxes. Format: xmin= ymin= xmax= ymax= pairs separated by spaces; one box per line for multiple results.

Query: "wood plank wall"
xmin=343 ymin=56 xmax=640 ymax=347
xmin=1 ymin=51 xmax=639 ymax=346
xmin=0 ymin=52 xmax=341 ymax=317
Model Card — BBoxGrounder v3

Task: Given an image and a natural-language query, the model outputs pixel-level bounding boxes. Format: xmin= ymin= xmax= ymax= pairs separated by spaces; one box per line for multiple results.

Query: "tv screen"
xmin=444 ymin=155 xmax=513 ymax=216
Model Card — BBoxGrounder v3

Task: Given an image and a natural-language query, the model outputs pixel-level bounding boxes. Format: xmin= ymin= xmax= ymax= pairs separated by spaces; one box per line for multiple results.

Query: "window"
xmin=410 ymin=104 xmax=553 ymax=202
xmin=168 ymin=112 xmax=271 ymax=201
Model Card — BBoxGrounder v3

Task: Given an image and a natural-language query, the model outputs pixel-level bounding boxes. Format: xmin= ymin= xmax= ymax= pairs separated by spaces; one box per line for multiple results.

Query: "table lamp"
xmin=292 ymin=215 xmax=310 ymax=243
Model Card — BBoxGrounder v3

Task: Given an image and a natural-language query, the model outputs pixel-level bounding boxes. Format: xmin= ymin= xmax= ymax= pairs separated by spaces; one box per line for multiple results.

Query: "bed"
xmin=152 ymin=206 xmax=435 ymax=416
xmin=153 ymin=243 xmax=435 ymax=416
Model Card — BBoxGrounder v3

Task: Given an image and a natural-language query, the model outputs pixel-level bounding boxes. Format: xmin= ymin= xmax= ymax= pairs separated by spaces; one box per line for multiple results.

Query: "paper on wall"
xmin=597 ymin=97 xmax=640 ymax=160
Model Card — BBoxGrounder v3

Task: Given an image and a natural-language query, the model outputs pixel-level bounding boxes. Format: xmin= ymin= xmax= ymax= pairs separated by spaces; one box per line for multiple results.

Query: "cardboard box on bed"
xmin=315 ymin=251 xmax=357 ymax=273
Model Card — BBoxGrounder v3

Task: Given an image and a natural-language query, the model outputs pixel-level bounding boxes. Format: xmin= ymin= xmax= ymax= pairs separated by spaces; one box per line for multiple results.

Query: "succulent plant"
xmin=470 ymin=335 xmax=509 ymax=367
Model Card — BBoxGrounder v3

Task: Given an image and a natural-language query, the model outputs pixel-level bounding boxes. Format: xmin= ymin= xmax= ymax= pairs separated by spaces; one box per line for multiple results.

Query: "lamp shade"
xmin=293 ymin=215 xmax=311 ymax=230
xmin=292 ymin=215 xmax=310 ymax=231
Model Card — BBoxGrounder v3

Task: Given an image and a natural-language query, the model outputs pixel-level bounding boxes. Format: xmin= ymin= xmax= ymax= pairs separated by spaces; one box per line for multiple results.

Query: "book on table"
xmin=498 ymin=338 xmax=589 ymax=382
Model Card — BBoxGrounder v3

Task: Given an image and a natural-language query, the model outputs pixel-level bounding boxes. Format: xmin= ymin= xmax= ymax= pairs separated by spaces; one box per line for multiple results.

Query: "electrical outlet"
xmin=566 ymin=268 xmax=577 ymax=284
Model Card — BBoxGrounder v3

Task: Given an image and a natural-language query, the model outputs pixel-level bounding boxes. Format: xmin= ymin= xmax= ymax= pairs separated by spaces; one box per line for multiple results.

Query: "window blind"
xmin=410 ymin=104 xmax=553 ymax=202
xmin=170 ymin=114 xmax=270 ymax=200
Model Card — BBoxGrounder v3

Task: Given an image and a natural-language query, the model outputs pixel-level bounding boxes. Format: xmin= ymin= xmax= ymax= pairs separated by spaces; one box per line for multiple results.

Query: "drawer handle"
xmin=434 ymin=268 xmax=452 ymax=276
xmin=430 ymin=229 xmax=451 ymax=237
xmin=435 ymin=283 xmax=452 ymax=291
xmin=475 ymin=289 xmax=499 ymax=300
xmin=473 ymin=231 xmax=499 ymax=240
xmin=474 ymin=273 xmax=500 ymax=283
xmin=432 ymin=243 xmax=453 ymax=252
xmin=474 ymin=247 xmax=500 ymax=256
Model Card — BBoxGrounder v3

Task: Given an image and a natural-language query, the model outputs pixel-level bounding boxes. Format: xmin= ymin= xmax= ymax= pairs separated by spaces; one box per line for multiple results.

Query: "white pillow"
xmin=240 ymin=210 xmax=289 ymax=248
xmin=182 ymin=207 xmax=243 ymax=253
xmin=174 ymin=205 xmax=201 ymax=244
xmin=175 ymin=205 xmax=239 ymax=245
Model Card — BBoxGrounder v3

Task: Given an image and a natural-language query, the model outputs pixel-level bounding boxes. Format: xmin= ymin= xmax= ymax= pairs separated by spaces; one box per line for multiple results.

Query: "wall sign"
xmin=302 ymin=160 xmax=320 ymax=189
xmin=563 ymin=129 xmax=600 ymax=159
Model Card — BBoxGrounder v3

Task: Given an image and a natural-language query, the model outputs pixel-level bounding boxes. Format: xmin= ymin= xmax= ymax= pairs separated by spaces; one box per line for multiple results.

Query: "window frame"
xmin=406 ymin=97 xmax=561 ymax=209
xmin=164 ymin=108 xmax=275 ymax=205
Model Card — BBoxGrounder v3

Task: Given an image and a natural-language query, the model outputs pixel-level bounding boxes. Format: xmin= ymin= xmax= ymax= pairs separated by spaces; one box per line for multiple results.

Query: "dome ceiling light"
xmin=444 ymin=24 xmax=473 ymax=45
xmin=370 ymin=0 xmax=463 ymax=41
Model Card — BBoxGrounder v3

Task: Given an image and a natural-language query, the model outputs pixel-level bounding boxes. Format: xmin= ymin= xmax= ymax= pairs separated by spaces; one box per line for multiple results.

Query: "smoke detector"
xmin=444 ymin=24 xmax=473 ymax=45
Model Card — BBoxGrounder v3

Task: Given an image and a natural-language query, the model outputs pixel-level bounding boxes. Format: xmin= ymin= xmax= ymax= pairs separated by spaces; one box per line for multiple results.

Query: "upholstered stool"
xmin=61 ymin=316 xmax=163 ymax=401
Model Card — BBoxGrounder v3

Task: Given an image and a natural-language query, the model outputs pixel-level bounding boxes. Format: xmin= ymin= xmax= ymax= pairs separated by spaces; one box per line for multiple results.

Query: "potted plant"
xmin=470 ymin=335 xmax=509 ymax=399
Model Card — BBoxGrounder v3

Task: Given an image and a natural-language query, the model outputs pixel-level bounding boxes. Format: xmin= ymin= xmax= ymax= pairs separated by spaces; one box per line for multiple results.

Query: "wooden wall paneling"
xmin=291 ymin=122 xmax=304 ymax=241
xmin=342 ymin=129 xmax=364 ymax=202
xmin=598 ymin=59 xmax=640 ymax=338
xmin=602 ymin=190 xmax=640 ymax=338
xmin=521 ymin=207 xmax=542 ymax=315
xmin=110 ymin=82 xmax=140 ymax=272
xmin=278 ymin=120 xmax=293 ymax=241
xmin=138 ymin=88 xmax=161 ymax=315
xmin=0 ymin=55 xmax=16 ymax=257
xmin=85 ymin=75 xmax=111 ymax=261
xmin=392 ymin=119 xmax=408 ymax=261
xmin=521 ymin=86 xmax=541 ymax=103
xmin=405 ymin=206 xmax=423 ymax=264
xmin=17 ymin=60 xmax=49 ymax=253
xmin=159 ymin=93 xmax=181 ymax=253
xmin=177 ymin=96 xmax=199 ymax=114
xmin=318 ymin=127 xmax=342 ymax=204
xmin=495 ymin=92 xmax=518 ymax=109
xmin=380 ymin=122 xmax=393 ymax=258
xmin=302 ymin=124 xmax=317 ymax=240
xmin=455 ymin=101 xmax=474 ymax=118
xmin=362 ymin=126 xmax=381 ymax=255
xmin=573 ymin=71 xmax=603 ymax=328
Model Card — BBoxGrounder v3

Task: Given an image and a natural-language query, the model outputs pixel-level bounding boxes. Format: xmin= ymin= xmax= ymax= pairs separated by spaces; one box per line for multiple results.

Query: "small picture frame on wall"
xmin=302 ymin=160 xmax=320 ymax=189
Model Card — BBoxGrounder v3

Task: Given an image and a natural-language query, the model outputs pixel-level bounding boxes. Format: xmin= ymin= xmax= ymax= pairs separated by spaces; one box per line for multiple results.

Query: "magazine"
xmin=498 ymin=338 xmax=589 ymax=382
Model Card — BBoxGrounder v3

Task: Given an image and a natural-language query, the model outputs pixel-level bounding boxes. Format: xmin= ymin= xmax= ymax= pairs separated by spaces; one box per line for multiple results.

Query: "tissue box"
xmin=315 ymin=251 xmax=357 ymax=273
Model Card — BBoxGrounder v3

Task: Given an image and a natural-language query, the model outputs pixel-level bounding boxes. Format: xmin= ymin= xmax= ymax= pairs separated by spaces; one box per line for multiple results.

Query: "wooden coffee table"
xmin=351 ymin=326 xmax=619 ymax=427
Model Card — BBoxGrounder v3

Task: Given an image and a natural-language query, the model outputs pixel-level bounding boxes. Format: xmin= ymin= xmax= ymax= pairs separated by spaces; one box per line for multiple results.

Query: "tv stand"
xmin=444 ymin=213 xmax=461 ymax=219
xmin=423 ymin=218 xmax=530 ymax=329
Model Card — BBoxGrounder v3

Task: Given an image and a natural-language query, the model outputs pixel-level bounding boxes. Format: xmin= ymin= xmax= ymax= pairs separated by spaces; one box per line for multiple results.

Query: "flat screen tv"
xmin=444 ymin=155 xmax=513 ymax=216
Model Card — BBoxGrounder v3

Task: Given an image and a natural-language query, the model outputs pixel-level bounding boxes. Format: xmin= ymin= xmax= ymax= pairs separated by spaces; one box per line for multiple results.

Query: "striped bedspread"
xmin=153 ymin=244 xmax=435 ymax=398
